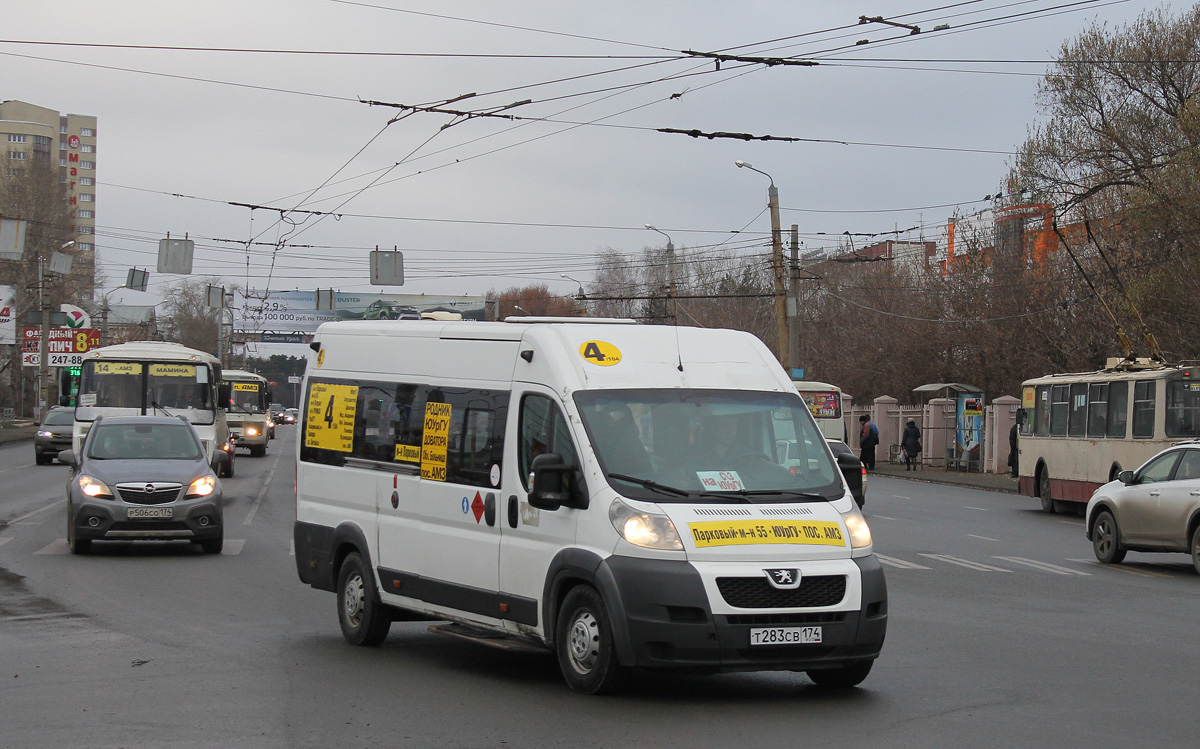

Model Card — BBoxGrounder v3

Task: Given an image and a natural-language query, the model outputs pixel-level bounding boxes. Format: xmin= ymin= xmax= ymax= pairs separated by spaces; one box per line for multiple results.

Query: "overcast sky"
xmin=5 ymin=0 xmax=1168 ymax=313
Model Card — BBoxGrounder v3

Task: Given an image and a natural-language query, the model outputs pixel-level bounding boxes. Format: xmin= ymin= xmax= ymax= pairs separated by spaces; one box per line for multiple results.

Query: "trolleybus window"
xmin=1086 ymin=383 xmax=1108 ymax=438
xmin=1165 ymin=380 xmax=1200 ymax=438
xmin=1050 ymin=384 xmax=1069 ymax=436
xmin=1132 ymin=380 xmax=1156 ymax=438
xmin=1068 ymin=383 xmax=1087 ymax=437
xmin=1107 ymin=382 xmax=1129 ymax=438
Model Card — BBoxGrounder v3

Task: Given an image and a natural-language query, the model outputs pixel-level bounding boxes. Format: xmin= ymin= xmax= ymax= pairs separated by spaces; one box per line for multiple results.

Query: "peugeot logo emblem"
xmin=143 ymin=484 xmax=156 ymax=494
xmin=764 ymin=568 xmax=802 ymax=589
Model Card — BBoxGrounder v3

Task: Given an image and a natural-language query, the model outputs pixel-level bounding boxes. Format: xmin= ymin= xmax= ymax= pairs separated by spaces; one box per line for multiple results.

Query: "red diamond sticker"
xmin=471 ymin=492 xmax=485 ymax=523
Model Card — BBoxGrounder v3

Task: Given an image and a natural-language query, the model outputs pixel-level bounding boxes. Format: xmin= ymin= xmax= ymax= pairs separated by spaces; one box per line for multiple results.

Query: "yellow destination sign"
xmin=232 ymin=382 xmax=260 ymax=391
xmin=150 ymin=364 xmax=196 ymax=377
xmin=688 ymin=519 xmax=846 ymax=548
xmin=305 ymin=382 xmax=358 ymax=452
xmin=395 ymin=444 xmax=422 ymax=463
xmin=94 ymin=361 xmax=142 ymax=376
xmin=421 ymin=402 xmax=452 ymax=481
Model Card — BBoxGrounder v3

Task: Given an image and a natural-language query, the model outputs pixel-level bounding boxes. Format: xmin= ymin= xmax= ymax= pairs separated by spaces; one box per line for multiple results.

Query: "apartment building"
xmin=0 ymin=99 xmax=97 ymax=299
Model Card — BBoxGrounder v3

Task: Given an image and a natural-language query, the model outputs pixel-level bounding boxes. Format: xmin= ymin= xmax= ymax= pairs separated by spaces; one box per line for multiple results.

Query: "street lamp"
xmin=734 ymin=160 xmax=788 ymax=367
xmin=559 ymin=273 xmax=586 ymax=298
xmin=644 ymin=225 xmax=678 ymax=325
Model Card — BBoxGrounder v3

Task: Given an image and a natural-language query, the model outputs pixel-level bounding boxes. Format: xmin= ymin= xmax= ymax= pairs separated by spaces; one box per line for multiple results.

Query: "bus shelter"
xmin=913 ymin=383 xmax=985 ymax=472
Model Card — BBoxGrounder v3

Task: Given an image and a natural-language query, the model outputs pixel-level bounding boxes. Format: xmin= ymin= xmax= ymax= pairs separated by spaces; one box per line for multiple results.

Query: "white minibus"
xmin=294 ymin=319 xmax=887 ymax=694
xmin=792 ymin=380 xmax=848 ymax=442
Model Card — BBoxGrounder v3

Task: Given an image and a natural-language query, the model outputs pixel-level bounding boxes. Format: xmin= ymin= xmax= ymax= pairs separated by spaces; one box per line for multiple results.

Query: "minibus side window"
xmin=519 ymin=395 xmax=579 ymax=492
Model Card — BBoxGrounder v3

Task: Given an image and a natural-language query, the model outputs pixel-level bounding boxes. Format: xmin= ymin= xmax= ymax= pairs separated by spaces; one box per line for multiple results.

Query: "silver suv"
xmin=60 ymin=416 xmax=226 ymax=554
xmin=1086 ymin=442 xmax=1200 ymax=574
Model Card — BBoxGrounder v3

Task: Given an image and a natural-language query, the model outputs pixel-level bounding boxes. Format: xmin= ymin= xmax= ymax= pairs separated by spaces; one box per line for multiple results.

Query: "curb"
xmin=868 ymin=468 xmax=1020 ymax=495
xmin=0 ymin=427 xmax=36 ymax=446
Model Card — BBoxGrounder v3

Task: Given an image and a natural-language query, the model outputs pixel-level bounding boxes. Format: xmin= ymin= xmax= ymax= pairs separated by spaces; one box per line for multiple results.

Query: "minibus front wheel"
xmin=337 ymin=552 xmax=391 ymax=646
xmin=556 ymin=586 xmax=628 ymax=695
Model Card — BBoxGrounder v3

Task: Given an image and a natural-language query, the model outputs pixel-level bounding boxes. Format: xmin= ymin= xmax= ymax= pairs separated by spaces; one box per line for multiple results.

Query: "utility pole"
xmin=37 ymin=252 xmax=49 ymax=419
xmin=789 ymin=224 xmax=801 ymax=374
xmin=735 ymin=161 xmax=788 ymax=366
xmin=645 ymin=225 xmax=678 ymax=325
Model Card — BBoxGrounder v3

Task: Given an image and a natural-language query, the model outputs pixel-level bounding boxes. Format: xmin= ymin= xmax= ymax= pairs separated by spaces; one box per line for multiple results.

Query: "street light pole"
xmin=644 ymin=225 xmax=677 ymax=325
xmin=37 ymin=240 xmax=75 ymax=417
xmin=735 ymin=161 xmax=788 ymax=367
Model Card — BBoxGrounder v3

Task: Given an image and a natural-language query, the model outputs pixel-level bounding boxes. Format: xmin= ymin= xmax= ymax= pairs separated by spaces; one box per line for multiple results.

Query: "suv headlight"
xmin=37 ymin=430 xmax=53 ymax=437
xmin=609 ymin=498 xmax=683 ymax=551
xmin=78 ymin=475 xmax=113 ymax=499
xmin=187 ymin=476 xmax=216 ymax=497
xmin=840 ymin=504 xmax=873 ymax=549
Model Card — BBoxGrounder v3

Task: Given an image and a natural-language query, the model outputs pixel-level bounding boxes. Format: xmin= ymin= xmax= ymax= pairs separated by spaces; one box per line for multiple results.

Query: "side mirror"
xmin=59 ymin=395 xmax=72 ymax=406
xmin=58 ymin=449 xmax=77 ymax=467
xmin=836 ymin=451 xmax=863 ymax=483
xmin=265 ymin=389 xmax=274 ymax=402
xmin=217 ymin=382 xmax=232 ymax=408
xmin=528 ymin=453 xmax=578 ymax=511
xmin=213 ymin=450 xmax=230 ymax=465
xmin=1117 ymin=470 xmax=1134 ymax=485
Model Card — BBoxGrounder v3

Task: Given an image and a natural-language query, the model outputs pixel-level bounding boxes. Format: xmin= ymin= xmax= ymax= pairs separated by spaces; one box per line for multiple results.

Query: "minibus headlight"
xmin=187 ymin=476 xmax=216 ymax=497
xmin=608 ymin=498 xmax=683 ymax=551
xmin=840 ymin=504 xmax=873 ymax=549
xmin=78 ymin=475 xmax=113 ymax=499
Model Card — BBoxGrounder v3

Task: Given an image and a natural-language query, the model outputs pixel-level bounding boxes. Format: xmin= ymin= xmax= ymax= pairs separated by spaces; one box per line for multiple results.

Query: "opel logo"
xmin=143 ymin=484 xmax=156 ymax=494
xmin=764 ymin=568 xmax=802 ymax=589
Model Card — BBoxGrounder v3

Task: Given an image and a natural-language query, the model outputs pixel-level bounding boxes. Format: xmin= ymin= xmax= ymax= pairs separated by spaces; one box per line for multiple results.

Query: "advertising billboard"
xmin=0 ymin=285 xmax=15 ymax=345
xmin=233 ymin=290 xmax=490 ymax=333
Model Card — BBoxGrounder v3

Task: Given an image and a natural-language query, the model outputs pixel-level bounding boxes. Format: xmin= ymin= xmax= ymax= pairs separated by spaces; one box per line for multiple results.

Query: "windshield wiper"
xmin=606 ymin=473 xmax=691 ymax=497
xmin=709 ymin=489 xmax=827 ymax=502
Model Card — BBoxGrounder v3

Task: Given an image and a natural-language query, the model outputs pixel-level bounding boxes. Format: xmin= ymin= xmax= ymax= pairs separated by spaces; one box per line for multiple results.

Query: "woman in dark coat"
xmin=901 ymin=419 xmax=922 ymax=471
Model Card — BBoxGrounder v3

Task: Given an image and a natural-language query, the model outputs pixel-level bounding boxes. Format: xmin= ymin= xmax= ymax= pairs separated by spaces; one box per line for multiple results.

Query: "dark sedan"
xmin=35 ymin=406 xmax=74 ymax=465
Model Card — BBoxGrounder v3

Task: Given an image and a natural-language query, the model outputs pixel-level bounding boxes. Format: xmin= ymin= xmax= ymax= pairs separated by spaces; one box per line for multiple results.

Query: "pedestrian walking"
xmin=858 ymin=414 xmax=879 ymax=470
xmin=901 ymin=419 xmax=922 ymax=471
xmin=1008 ymin=422 xmax=1019 ymax=478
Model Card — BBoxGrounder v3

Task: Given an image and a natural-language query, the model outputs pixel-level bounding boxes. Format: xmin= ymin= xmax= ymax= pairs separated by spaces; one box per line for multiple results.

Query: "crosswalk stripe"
xmin=221 ymin=539 xmax=246 ymax=556
xmin=874 ymin=553 xmax=930 ymax=570
xmin=1064 ymin=558 xmax=1166 ymax=578
xmin=34 ymin=540 xmax=69 ymax=555
xmin=289 ymin=538 xmax=294 ymax=556
xmin=995 ymin=556 xmax=1089 ymax=575
xmin=919 ymin=553 xmax=1011 ymax=572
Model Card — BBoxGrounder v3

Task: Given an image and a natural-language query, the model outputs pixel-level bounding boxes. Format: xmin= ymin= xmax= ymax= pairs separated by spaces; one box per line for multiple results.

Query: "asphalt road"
xmin=1 ymin=429 xmax=1196 ymax=748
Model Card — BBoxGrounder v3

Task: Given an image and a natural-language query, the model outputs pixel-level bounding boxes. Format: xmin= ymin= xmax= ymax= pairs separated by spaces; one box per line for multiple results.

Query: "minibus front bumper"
xmin=596 ymin=554 xmax=887 ymax=673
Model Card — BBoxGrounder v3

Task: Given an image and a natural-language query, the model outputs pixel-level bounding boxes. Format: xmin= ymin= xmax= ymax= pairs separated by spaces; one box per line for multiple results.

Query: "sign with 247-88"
xmin=21 ymin=327 xmax=101 ymax=367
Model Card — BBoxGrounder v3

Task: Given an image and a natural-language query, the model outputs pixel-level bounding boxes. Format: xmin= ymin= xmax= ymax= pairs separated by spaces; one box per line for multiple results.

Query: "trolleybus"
xmin=1018 ymin=358 xmax=1200 ymax=512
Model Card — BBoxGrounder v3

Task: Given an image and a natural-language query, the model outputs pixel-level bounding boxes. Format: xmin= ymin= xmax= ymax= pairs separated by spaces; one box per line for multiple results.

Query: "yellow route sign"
xmin=232 ymin=382 xmax=260 ymax=392
xmin=150 ymin=364 xmax=196 ymax=377
xmin=305 ymin=382 xmax=358 ymax=452
xmin=421 ymin=402 xmax=452 ymax=481
xmin=94 ymin=361 xmax=142 ymax=376
xmin=688 ymin=519 xmax=846 ymax=548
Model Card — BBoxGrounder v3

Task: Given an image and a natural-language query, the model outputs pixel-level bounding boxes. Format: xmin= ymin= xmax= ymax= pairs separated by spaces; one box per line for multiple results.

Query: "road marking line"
xmin=243 ymin=452 xmax=282 ymax=526
xmin=875 ymin=553 xmax=930 ymax=570
xmin=34 ymin=539 xmax=70 ymax=555
xmin=5 ymin=499 xmax=65 ymax=525
xmin=221 ymin=539 xmax=246 ymax=556
xmin=0 ymin=612 xmax=80 ymax=623
xmin=871 ymin=515 xmax=896 ymax=521
xmin=892 ymin=495 xmax=911 ymax=499
xmin=1057 ymin=520 xmax=1082 ymax=525
xmin=968 ymin=534 xmax=999 ymax=542
xmin=964 ymin=506 xmax=988 ymax=511
xmin=920 ymin=553 xmax=1011 ymax=572
xmin=0 ymin=537 xmax=12 ymax=548
xmin=288 ymin=538 xmax=294 ymax=556
xmin=0 ymin=463 xmax=37 ymax=475
xmin=995 ymin=556 xmax=1090 ymax=575
xmin=1064 ymin=558 xmax=1164 ymax=578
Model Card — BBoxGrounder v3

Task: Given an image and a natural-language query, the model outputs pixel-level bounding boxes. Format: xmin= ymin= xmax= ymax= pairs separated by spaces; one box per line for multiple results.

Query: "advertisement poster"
xmin=0 ymin=285 xmax=14 ymax=345
xmin=233 ymin=289 xmax=489 ymax=333
xmin=956 ymin=394 xmax=984 ymax=461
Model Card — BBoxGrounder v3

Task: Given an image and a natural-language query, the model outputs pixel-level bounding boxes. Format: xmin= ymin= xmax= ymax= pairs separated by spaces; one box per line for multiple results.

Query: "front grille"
xmin=115 ymin=483 xmax=182 ymax=505
xmin=716 ymin=575 xmax=846 ymax=609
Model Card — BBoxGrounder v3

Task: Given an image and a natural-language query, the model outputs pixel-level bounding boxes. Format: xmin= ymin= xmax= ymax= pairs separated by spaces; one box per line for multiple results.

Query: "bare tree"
xmin=160 ymin=278 xmax=225 ymax=356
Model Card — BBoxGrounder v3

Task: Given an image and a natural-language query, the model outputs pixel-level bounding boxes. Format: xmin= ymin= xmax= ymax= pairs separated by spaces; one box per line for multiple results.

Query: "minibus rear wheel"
xmin=556 ymin=586 xmax=628 ymax=695
xmin=337 ymin=552 xmax=391 ymax=646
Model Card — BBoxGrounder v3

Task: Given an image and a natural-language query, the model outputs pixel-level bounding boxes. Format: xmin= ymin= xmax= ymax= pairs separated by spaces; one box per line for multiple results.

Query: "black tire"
xmin=337 ymin=552 xmax=390 ymax=646
xmin=1038 ymin=470 xmax=1055 ymax=513
xmin=200 ymin=527 xmax=223 ymax=554
xmin=222 ymin=456 xmax=235 ymax=479
xmin=68 ymin=507 xmax=90 ymax=555
xmin=1092 ymin=510 xmax=1126 ymax=564
xmin=250 ymin=445 xmax=266 ymax=458
xmin=35 ymin=452 xmax=51 ymax=466
xmin=555 ymin=586 xmax=628 ymax=695
xmin=807 ymin=660 xmax=874 ymax=688
xmin=1190 ymin=524 xmax=1200 ymax=576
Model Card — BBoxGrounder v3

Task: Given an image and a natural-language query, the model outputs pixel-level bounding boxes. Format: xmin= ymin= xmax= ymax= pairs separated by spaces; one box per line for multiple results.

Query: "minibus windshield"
xmin=574 ymin=389 xmax=843 ymax=502
xmin=76 ymin=360 xmax=216 ymax=425
xmin=227 ymin=382 xmax=266 ymax=414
